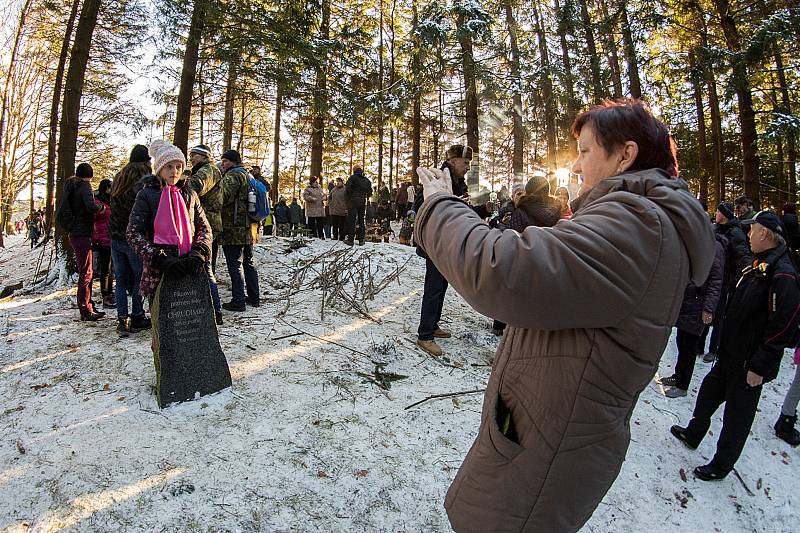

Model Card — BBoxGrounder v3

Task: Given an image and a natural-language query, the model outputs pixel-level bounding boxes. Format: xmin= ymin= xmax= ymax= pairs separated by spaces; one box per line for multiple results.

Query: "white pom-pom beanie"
xmin=149 ymin=139 xmax=186 ymax=177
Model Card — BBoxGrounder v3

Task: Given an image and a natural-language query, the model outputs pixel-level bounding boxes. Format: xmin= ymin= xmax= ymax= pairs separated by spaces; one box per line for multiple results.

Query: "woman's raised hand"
xmin=417 ymin=167 xmax=453 ymax=200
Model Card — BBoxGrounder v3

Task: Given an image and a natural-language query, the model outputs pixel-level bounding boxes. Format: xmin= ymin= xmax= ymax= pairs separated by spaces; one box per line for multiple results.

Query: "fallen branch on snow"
xmin=404 ymin=388 xmax=486 ymax=410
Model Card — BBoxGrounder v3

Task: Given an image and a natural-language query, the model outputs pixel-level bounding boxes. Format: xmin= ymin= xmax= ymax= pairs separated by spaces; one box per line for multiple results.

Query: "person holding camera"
xmin=414 ymin=100 xmax=714 ymax=531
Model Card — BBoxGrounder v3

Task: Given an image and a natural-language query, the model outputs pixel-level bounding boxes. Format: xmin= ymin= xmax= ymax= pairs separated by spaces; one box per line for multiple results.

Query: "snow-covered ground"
xmin=0 ymin=231 xmax=797 ymax=532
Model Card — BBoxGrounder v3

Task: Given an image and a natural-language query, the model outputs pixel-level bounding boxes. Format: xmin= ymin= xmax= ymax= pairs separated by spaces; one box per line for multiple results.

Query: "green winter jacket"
xmin=189 ymin=161 xmax=223 ymax=238
xmin=218 ymin=166 xmax=259 ymax=246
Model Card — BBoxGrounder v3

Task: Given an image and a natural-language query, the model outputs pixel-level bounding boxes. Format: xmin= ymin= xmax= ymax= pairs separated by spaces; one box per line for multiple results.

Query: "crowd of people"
xmin=47 ymin=97 xmax=800 ymax=532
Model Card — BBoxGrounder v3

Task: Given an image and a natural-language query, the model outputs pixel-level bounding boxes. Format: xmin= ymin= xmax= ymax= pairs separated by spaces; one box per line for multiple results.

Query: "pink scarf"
xmin=153 ymin=185 xmax=192 ymax=256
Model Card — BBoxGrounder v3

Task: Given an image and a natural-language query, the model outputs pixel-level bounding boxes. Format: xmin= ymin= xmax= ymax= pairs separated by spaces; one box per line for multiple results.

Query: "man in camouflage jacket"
xmin=218 ymin=149 xmax=260 ymax=312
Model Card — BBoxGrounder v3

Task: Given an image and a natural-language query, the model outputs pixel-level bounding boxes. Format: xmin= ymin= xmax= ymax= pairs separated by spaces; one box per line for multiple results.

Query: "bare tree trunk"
xmin=457 ymin=12 xmax=480 ymax=193
xmin=775 ymin=50 xmax=796 ymax=202
xmin=578 ymin=0 xmax=603 ymax=102
xmin=618 ymin=2 xmax=641 ymax=98
xmin=55 ymin=0 xmax=101 ymax=266
xmin=0 ymin=0 xmax=32 ymax=246
xmin=599 ymin=0 xmax=622 ymax=98
xmin=554 ymin=0 xmax=578 ymax=155
xmin=309 ymin=0 xmax=330 ymax=179
xmin=198 ymin=65 xmax=205 ymax=145
xmin=532 ymin=0 xmax=557 ymax=168
xmin=689 ymin=50 xmax=711 ymax=205
xmin=236 ymin=95 xmax=246 ymax=152
xmin=45 ymin=0 xmax=80 ymax=237
xmin=222 ymin=59 xmax=236 ymax=151
xmin=173 ymin=0 xmax=205 ymax=154
xmin=271 ymin=83 xmax=282 ymax=203
xmin=29 ymin=82 xmax=44 ymax=217
xmin=504 ymin=0 xmax=525 ymax=182
xmin=377 ymin=0 xmax=384 ymax=189
xmin=713 ymin=0 xmax=759 ymax=203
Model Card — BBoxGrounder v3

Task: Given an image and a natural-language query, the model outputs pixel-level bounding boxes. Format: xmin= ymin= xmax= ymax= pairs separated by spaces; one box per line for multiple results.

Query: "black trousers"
xmin=417 ymin=257 xmax=448 ymax=340
xmin=308 ymin=216 xmax=325 ymax=238
xmin=346 ymin=204 xmax=366 ymax=241
xmin=96 ymin=244 xmax=113 ymax=296
xmin=331 ymin=215 xmax=347 ymax=240
xmin=684 ymin=360 xmax=763 ymax=473
xmin=674 ymin=329 xmax=701 ymax=390
xmin=705 ymin=287 xmax=729 ymax=354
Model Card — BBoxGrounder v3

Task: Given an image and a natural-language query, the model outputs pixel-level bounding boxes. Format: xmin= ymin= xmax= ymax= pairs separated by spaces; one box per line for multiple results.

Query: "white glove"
xmin=417 ymin=167 xmax=453 ymax=200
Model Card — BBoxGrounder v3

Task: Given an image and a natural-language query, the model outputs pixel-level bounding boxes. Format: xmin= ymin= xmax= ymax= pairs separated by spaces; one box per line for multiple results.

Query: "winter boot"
xmin=129 ymin=314 xmax=152 ymax=333
xmin=102 ymin=294 xmax=116 ymax=309
xmin=433 ymin=328 xmax=451 ymax=339
xmin=774 ymin=413 xmax=800 ymax=446
xmin=670 ymin=425 xmax=699 ymax=450
xmin=657 ymin=375 xmax=678 ymax=386
xmin=702 ymin=351 xmax=716 ymax=363
xmin=693 ymin=463 xmax=729 ymax=481
xmin=116 ymin=317 xmax=130 ymax=338
xmin=664 ymin=386 xmax=688 ymax=398
xmin=416 ymin=338 xmax=443 ymax=357
xmin=215 ymin=312 xmax=224 ymax=326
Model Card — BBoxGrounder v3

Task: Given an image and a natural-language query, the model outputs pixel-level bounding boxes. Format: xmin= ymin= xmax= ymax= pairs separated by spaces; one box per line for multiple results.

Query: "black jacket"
xmin=64 ymin=177 xmax=103 ymax=237
xmin=717 ymin=244 xmax=800 ymax=382
xmin=345 ymin=171 xmax=373 ymax=207
xmin=782 ymin=213 xmax=800 ymax=252
xmin=109 ymin=178 xmax=144 ymax=242
xmin=717 ymin=220 xmax=752 ymax=291
xmin=675 ymin=230 xmax=725 ymax=336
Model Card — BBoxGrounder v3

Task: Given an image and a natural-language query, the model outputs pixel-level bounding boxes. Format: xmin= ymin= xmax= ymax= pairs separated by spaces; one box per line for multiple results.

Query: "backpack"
xmin=246 ymin=174 xmax=270 ymax=223
xmin=55 ymin=184 xmax=75 ymax=232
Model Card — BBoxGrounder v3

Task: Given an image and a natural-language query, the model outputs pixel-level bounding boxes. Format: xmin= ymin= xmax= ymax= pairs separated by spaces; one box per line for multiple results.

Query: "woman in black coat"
xmin=659 ymin=227 xmax=726 ymax=397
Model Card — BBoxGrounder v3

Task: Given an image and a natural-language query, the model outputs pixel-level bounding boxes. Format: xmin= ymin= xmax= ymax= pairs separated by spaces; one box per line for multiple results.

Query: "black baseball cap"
xmin=741 ymin=210 xmax=783 ymax=235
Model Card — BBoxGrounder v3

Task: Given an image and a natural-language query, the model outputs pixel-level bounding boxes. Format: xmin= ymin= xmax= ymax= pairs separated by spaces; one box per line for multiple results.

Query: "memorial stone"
xmin=151 ymin=266 xmax=232 ymax=407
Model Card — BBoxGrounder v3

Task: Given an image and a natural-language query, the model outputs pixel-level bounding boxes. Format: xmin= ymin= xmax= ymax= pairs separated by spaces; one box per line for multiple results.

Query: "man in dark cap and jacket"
xmin=702 ymin=202 xmax=752 ymax=362
xmin=414 ymin=144 xmax=476 ymax=357
xmin=672 ymin=210 xmax=800 ymax=480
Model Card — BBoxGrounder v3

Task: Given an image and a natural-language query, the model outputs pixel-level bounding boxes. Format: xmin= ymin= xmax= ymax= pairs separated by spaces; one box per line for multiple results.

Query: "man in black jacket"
xmin=702 ymin=202 xmax=752 ymax=362
xmin=64 ymin=163 xmax=105 ymax=321
xmin=672 ymin=211 xmax=800 ymax=480
xmin=344 ymin=166 xmax=372 ymax=246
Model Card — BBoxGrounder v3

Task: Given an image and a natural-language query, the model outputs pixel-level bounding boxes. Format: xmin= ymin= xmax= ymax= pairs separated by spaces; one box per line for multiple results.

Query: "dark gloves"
xmin=182 ymin=254 xmax=204 ymax=275
xmin=153 ymin=252 xmax=183 ymax=275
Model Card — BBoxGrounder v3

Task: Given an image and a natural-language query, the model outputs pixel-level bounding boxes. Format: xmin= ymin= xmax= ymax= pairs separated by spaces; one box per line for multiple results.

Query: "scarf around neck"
xmin=153 ymin=184 xmax=192 ymax=256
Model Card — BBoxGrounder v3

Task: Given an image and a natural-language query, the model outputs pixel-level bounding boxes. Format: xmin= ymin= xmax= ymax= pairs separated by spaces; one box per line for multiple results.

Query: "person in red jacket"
xmin=93 ymin=178 xmax=114 ymax=308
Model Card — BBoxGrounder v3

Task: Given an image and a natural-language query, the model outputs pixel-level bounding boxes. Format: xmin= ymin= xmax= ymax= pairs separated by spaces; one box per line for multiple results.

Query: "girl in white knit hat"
xmin=126 ymin=139 xmax=213 ymax=301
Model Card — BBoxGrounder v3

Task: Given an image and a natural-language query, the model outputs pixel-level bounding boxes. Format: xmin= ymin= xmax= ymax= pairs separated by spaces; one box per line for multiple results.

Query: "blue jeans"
xmin=223 ymin=244 xmax=260 ymax=306
xmin=111 ymin=239 xmax=144 ymax=318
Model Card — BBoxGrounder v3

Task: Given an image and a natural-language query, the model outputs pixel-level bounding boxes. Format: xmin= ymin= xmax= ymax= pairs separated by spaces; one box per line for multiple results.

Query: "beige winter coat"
xmin=303 ymin=183 xmax=326 ymax=218
xmin=414 ymin=169 xmax=714 ymax=533
xmin=329 ymin=186 xmax=348 ymax=216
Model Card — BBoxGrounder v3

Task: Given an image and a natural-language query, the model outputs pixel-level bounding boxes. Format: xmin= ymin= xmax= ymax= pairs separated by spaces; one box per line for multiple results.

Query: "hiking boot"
xmin=657 ymin=375 xmax=677 ymax=386
xmin=129 ymin=314 xmax=151 ymax=333
xmin=670 ymin=425 xmax=699 ymax=450
xmin=215 ymin=312 xmax=224 ymax=326
xmin=344 ymin=237 xmax=354 ymax=247
xmin=774 ymin=413 xmax=800 ymax=446
xmin=702 ymin=352 xmax=716 ymax=363
xmin=222 ymin=301 xmax=246 ymax=312
xmin=416 ymin=338 xmax=442 ymax=357
xmin=247 ymin=299 xmax=261 ymax=308
xmin=694 ymin=463 xmax=729 ymax=481
xmin=664 ymin=386 xmax=688 ymax=398
xmin=357 ymin=239 xmax=365 ymax=246
xmin=116 ymin=317 xmax=129 ymax=338
xmin=102 ymin=294 xmax=116 ymax=309
xmin=433 ymin=328 xmax=451 ymax=339
xmin=80 ymin=311 xmax=105 ymax=322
